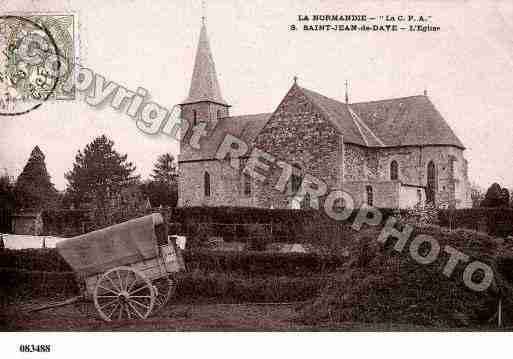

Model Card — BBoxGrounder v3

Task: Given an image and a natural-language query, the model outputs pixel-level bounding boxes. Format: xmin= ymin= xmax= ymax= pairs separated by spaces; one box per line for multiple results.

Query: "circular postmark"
xmin=0 ymin=15 xmax=61 ymax=116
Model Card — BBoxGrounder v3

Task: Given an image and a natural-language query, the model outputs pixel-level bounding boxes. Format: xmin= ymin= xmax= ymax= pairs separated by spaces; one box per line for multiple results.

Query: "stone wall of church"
xmin=251 ymin=85 xmax=344 ymax=208
xmin=177 ymin=95 xmax=470 ymax=209
xmin=344 ymin=181 xmax=400 ymax=208
xmin=343 ymin=144 xmax=471 ymax=208
xmin=178 ymin=159 xmax=258 ymax=207
xmin=344 ymin=145 xmax=367 ymax=182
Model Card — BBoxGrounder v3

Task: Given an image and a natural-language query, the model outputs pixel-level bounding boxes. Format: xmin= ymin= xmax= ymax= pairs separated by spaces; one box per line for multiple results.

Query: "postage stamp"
xmin=0 ymin=13 xmax=76 ymax=115
xmin=22 ymin=14 xmax=77 ymax=101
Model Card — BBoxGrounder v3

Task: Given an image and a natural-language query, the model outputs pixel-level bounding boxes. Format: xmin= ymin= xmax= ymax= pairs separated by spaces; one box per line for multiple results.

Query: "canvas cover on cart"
xmin=56 ymin=213 xmax=164 ymax=277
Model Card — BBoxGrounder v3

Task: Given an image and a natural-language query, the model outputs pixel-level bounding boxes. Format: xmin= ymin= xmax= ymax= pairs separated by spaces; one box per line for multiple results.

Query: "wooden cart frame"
xmin=54 ymin=213 xmax=184 ymax=322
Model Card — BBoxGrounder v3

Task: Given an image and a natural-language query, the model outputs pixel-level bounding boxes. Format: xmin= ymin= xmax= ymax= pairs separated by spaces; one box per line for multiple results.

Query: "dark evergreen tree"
xmin=502 ymin=188 xmax=510 ymax=208
xmin=140 ymin=180 xmax=178 ymax=208
xmin=150 ymin=153 xmax=178 ymax=183
xmin=64 ymin=135 xmax=137 ymax=215
xmin=13 ymin=146 xmax=58 ymax=210
xmin=140 ymin=153 xmax=178 ymax=208
xmin=0 ymin=173 xmax=14 ymax=207
xmin=482 ymin=183 xmax=509 ymax=207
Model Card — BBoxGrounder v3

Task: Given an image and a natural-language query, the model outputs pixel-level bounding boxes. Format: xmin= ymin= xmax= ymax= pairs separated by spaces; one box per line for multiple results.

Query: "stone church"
xmin=178 ymin=22 xmax=471 ymax=209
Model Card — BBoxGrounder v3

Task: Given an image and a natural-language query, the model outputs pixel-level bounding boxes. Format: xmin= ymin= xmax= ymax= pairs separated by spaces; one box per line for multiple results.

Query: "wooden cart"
xmin=55 ymin=213 xmax=185 ymax=321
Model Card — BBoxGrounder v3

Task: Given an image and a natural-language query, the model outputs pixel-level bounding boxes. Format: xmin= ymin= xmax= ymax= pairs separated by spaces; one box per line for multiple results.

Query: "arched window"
xmin=204 ymin=171 xmax=211 ymax=197
xmin=290 ymin=164 xmax=302 ymax=194
xmin=193 ymin=110 xmax=197 ymax=126
xmin=243 ymin=173 xmax=251 ymax=196
xmin=217 ymin=109 xmax=222 ymax=119
xmin=366 ymin=185 xmax=373 ymax=206
xmin=426 ymin=161 xmax=437 ymax=204
xmin=390 ymin=160 xmax=399 ymax=181
xmin=303 ymin=193 xmax=311 ymax=209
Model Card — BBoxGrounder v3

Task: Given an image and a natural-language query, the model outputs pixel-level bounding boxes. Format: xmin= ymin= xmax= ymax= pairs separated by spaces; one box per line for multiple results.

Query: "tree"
xmin=482 ymin=183 xmax=509 ymax=208
xmin=151 ymin=153 xmax=178 ymax=183
xmin=0 ymin=171 xmax=15 ymax=212
xmin=502 ymin=188 xmax=510 ymax=208
xmin=140 ymin=180 xmax=177 ymax=208
xmin=13 ymin=146 xmax=58 ymax=210
xmin=64 ymin=135 xmax=137 ymax=217
xmin=140 ymin=153 xmax=178 ymax=208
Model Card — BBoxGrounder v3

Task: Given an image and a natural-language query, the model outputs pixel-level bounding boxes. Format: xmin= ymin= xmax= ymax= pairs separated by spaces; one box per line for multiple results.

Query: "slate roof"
xmin=350 ymin=95 xmax=465 ymax=149
xmin=181 ymin=24 xmax=228 ymax=106
xmin=300 ymin=86 xmax=384 ymax=147
xmin=179 ymin=86 xmax=464 ymax=162
xmin=300 ymin=86 xmax=464 ymax=149
xmin=179 ymin=113 xmax=272 ymax=162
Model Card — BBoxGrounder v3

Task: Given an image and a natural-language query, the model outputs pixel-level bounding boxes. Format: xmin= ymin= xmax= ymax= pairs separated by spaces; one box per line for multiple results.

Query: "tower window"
xmin=204 ymin=171 xmax=211 ymax=197
xmin=390 ymin=160 xmax=399 ymax=180
xmin=303 ymin=193 xmax=311 ymax=209
xmin=193 ymin=110 xmax=197 ymax=126
xmin=426 ymin=161 xmax=437 ymax=204
xmin=366 ymin=185 xmax=373 ymax=206
xmin=290 ymin=164 xmax=302 ymax=194
xmin=243 ymin=173 xmax=251 ymax=196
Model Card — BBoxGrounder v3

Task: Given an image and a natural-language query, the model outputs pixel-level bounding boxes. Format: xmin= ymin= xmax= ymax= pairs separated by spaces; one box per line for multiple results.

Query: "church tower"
xmin=180 ymin=20 xmax=230 ymax=127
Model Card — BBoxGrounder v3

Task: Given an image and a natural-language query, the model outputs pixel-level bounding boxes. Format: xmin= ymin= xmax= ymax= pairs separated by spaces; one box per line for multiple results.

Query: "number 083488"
xmin=19 ymin=345 xmax=51 ymax=353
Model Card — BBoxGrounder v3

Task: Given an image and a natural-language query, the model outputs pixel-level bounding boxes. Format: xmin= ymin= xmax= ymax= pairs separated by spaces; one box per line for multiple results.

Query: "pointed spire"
xmin=31 ymin=145 xmax=44 ymax=159
xmin=182 ymin=21 xmax=228 ymax=106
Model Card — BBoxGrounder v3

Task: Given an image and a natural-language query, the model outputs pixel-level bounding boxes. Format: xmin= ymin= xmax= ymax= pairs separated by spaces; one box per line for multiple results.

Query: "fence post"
xmin=498 ymin=297 xmax=502 ymax=328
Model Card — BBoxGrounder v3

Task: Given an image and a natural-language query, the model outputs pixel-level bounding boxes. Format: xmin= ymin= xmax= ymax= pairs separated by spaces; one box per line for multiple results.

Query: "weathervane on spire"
xmin=345 ymin=80 xmax=349 ymax=104
xmin=201 ymin=0 xmax=206 ymax=25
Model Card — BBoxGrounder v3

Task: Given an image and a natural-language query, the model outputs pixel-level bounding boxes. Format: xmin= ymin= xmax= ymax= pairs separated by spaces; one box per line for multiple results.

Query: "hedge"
xmin=41 ymin=209 xmax=90 ymax=237
xmin=38 ymin=206 xmax=407 ymax=242
xmin=0 ymin=268 xmax=324 ymax=306
xmin=0 ymin=247 xmax=339 ymax=305
xmin=164 ymin=206 xmax=400 ymax=244
xmin=0 ymin=248 xmax=332 ymax=304
xmin=176 ymin=271 xmax=325 ymax=303
xmin=439 ymin=208 xmax=513 ymax=237
xmin=0 ymin=248 xmax=344 ymax=276
xmin=0 ymin=268 xmax=79 ymax=305
xmin=183 ymin=249 xmax=344 ymax=276
xmin=0 ymin=249 xmax=72 ymax=272
xmin=300 ymin=221 xmax=513 ymax=328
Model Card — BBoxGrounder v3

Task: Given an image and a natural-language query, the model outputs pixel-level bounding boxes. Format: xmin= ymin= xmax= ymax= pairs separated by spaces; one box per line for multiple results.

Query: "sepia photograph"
xmin=0 ymin=0 xmax=512 ymax=356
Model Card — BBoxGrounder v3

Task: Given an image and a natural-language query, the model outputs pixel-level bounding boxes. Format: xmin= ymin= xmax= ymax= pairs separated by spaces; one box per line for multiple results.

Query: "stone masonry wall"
xmin=344 ymin=181 xmax=400 ymax=208
xmin=251 ymin=85 xmax=344 ymax=208
xmin=343 ymin=144 xmax=471 ymax=208
xmin=376 ymin=146 xmax=470 ymax=208
xmin=178 ymin=159 xmax=258 ymax=207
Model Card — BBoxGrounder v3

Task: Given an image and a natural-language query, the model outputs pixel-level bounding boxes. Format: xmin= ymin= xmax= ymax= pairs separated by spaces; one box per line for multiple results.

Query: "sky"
xmin=0 ymin=0 xmax=512 ymax=191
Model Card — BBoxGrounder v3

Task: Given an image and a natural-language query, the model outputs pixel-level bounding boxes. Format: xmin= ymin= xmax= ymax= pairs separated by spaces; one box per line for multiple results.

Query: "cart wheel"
xmin=93 ymin=266 xmax=155 ymax=321
xmin=151 ymin=276 xmax=176 ymax=315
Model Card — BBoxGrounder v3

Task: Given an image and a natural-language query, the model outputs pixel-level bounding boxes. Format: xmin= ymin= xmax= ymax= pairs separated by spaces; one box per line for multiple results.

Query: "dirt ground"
xmin=1 ymin=300 xmax=306 ymax=331
xmin=0 ymin=299 xmax=441 ymax=331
